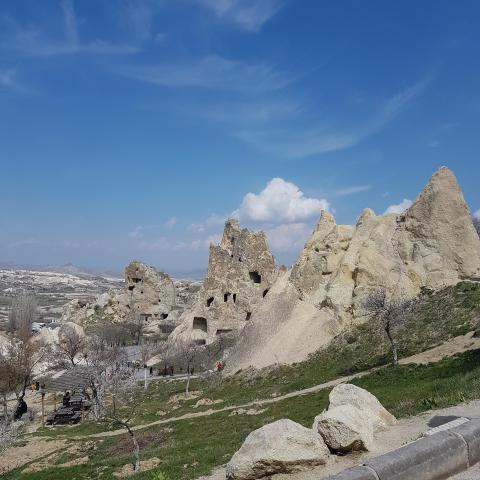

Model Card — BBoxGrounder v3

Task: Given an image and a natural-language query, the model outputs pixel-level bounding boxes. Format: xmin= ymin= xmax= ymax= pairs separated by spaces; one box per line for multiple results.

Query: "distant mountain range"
xmin=0 ymin=262 xmax=206 ymax=281
xmin=0 ymin=262 xmax=122 ymax=279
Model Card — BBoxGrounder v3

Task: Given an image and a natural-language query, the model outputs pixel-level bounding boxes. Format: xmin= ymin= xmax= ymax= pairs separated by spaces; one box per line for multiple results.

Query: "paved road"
xmin=449 ymin=463 xmax=480 ymax=479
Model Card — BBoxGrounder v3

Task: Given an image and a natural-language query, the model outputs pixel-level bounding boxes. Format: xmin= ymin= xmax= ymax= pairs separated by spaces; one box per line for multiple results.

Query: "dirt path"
xmin=75 ymin=331 xmax=480 ymax=440
xmin=199 ymin=400 xmax=480 ymax=480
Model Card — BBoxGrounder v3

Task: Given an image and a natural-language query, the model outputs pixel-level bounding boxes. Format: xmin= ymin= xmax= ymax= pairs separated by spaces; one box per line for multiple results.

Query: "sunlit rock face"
xmin=226 ymin=167 xmax=480 ymax=371
xmin=170 ymin=219 xmax=277 ymax=346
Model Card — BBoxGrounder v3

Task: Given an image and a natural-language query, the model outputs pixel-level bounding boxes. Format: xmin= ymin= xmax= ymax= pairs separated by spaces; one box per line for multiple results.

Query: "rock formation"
xmin=170 ymin=219 xmax=277 ymax=345
xmin=62 ymin=261 xmax=192 ymax=338
xmin=313 ymin=384 xmax=396 ymax=453
xmin=226 ymin=167 xmax=480 ymax=371
xmin=226 ymin=419 xmax=330 ymax=479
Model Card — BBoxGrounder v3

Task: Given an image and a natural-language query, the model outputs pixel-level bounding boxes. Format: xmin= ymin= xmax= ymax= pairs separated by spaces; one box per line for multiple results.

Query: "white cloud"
xmin=198 ymin=0 xmax=283 ymax=32
xmin=265 ymin=222 xmax=312 ymax=252
xmin=385 ymin=199 xmax=413 ymax=214
xmin=164 ymin=217 xmax=177 ymax=229
xmin=120 ymin=55 xmax=292 ymax=94
xmin=237 ymin=79 xmax=430 ymax=158
xmin=0 ymin=1 xmax=139 ymax=57
xmin=473 ymin=209 xmax=480 ymax=220
xmin=129 ymin=226 xmax=143 ymax=238
xmin=235 ymin=178 xmax=329 ymax=223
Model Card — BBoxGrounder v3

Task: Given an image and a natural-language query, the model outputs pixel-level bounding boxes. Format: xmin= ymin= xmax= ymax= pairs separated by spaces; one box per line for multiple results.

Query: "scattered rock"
xmin=226 ymin=419 xmax=330 ymax=479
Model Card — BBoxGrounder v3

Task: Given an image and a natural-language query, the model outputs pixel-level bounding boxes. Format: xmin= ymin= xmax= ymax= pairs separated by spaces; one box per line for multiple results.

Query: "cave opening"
xmin=249 ymin=271 xmax=261 ymax=284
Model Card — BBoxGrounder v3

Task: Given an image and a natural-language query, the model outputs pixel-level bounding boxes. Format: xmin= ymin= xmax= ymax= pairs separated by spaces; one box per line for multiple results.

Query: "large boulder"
xmin=313 ymin=384 xmax=396 ymax=453
xmin=329 ymin=383 xmax=396 ymax=431
xmin=226 ymin=419 xmax=330 ymax=479
xmin=313 ymin=404 xmax=373 ymax=452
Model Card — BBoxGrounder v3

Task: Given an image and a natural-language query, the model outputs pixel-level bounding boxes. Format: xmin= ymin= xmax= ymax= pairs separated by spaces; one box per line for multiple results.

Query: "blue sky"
xmin=1 ymin=0 xmax=479 ymax=276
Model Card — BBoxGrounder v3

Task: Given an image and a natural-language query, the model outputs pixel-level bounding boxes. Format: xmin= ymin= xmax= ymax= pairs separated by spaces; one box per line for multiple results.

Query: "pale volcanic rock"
xmin=226 ymin=419 xmax=330 ymax=479
xmin=62 ymin=262 xmax=181 ymax=338
xmin=170 ymin=219 xmax=277 ymax=345
xmin=227 ymin=167 xmax=480 ymax=371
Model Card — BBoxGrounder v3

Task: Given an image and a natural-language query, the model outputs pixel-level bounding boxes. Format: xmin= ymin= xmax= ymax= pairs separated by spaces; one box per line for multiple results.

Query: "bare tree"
xmin=363 ymin=290 xmax=413 ymax=366
xmin=170 ymin=340 xmax=201 ymax=398
xmin=8 ymin=293 xmax=37 ymax=337
xmin=79 ymin=339 xmax=144 ymax=472
xmin=0 ymin=331 xmax=50 ymax=426
xmin=55 ymin=324 xmax=86 ymax=366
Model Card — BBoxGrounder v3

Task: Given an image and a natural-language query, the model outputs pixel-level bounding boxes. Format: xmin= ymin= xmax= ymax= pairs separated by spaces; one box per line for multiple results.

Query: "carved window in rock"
xmin=194 ymin=339 xmax=206 ymax=346
xmin=193 ymin=316 xmax=208 ymax=332
xmin=161 ymin=313 xmax=169 ymax=320
xmin=224 ymin=292 xmax=231 ymax=302
xmin=216 ymin=329 xmax=232 ymax=336
xmin=233 ymin=293 xmax=237 ymax=303
xmin=262 ymin=289 xmax=269 ymax=298
xmin=206 ymin=297 xmax=214 ymax=307
xmin=249 ymin=271 xmax=261 ymax=284
xmin=245 ymin=312 xmax=252 ymax=321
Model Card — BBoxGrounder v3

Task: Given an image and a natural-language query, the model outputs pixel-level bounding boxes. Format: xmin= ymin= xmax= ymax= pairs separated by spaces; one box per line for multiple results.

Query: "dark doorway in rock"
xmin=193 ymin=317 xmax=208 ymax=332
xmin=245 ymin=312 xmax=252 ymax=321
xmin=262 ymin=289 xmax=269 ymax=298
xmin=194 ymin=339 xmax=206 ymax=346
xmin=161 ymin=313 xmax=169 ymax=320
xmin=160 ymin=324 xmax=175 ymax=334
xmin=224 ymin=292 xmax=231 ymax=302
xmin=233 ymin=293 xmax=237 ymax=303
xmin=249 ymin=271 xmax=261 ymax=284
xmin=206 ymin=297 xmax=214 ymax=307
xmin=128 ymin=286 xmax=134 ymax=291
xmin=132 ymin=277 xmax=142 ymax=283
xmin=216 ymin=329 xmax=232 ymax=336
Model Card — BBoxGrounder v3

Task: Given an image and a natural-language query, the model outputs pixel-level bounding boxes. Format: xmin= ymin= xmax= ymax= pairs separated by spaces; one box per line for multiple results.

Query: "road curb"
xmin=325 ymin=418 xmax=480 ymax=480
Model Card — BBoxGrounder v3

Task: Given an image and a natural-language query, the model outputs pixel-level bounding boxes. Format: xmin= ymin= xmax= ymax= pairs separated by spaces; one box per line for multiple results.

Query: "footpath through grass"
xmin=3 ymin=282 xmax=480 ymax=479
xmin=4 ymin=349 xmax=480 ymax=480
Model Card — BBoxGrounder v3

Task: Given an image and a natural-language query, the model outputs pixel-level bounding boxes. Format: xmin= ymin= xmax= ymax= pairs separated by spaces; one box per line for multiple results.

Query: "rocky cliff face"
xmin=170 ymin=219 xmax=277 ymax=345
xmin=226 ymin=167 xmax=480 ymax=371
xmin=62 ymin=261 xmax=193 ymax=337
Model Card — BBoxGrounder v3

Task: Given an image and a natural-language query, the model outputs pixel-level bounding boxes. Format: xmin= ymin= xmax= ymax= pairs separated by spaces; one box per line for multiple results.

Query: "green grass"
xmin=4 ymin=349 xmax=480 ymax=480
xmin=3 ymin=282 xmax=480 ymax=479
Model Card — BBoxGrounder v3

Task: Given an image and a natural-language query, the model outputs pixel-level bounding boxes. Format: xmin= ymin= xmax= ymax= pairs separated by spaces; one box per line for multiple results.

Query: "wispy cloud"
xmin=197 ymin=0 xmax=284 ymax=32
xmin=385 ymin=198 xmax=413 ymax=214
xmin=333 ymin=185 xmax=372 ymax=196
xmin=0 ymin=1 xmax=139 ymax=57
xmin=120 ymin=54 xmax=292 ymax=93
xmin=236 ymin=78 xmax=431 ymax=158
xmin=0 ymin=69 xmax=27 ymax=92
xmin=128 ymin=226 xmax=144 ymax=239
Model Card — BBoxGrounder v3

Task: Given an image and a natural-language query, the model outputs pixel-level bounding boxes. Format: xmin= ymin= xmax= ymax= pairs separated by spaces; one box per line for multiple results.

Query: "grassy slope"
xmin=3 ymin=282 xmax=480 ymax=480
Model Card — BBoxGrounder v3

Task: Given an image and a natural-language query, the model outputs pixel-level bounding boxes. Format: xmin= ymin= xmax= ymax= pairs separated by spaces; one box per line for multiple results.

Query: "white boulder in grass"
xmin=226 ymin=419 xmax=330 ymax=480
xmin=313 ymin=404 xmax=374 ymax=453
xmin=328 ymin=383 xmax=396 ymax=431
xmin=313 ymin=384 xmax=396 ymax=453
